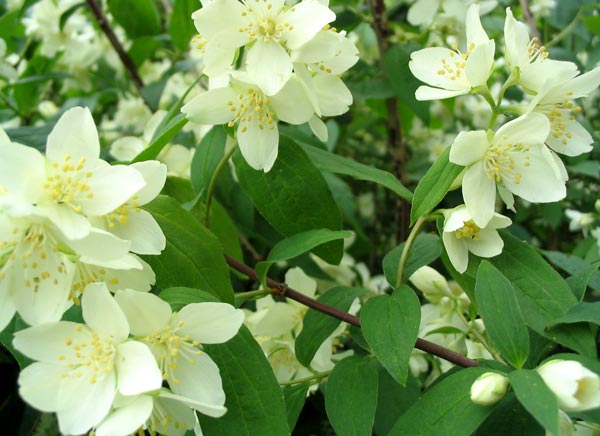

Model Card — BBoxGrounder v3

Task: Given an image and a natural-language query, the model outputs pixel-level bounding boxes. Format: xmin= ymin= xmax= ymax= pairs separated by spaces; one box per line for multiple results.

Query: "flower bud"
xmin=537 ymin=360 xmax=600 ymax=412
xmin=409 ymin=266 xmax=452 ymax=304
xmin=470 ymin=372 xmax=509 ymax=406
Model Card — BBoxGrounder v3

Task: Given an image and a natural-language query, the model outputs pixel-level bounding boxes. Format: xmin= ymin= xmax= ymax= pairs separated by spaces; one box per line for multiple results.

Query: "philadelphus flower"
xmin=13 ymin=284 xmax=162 ymax=435
xmin=470 ymin=372 xmax=509 ymax=406
xmin=449 ymin=112 xmax=566 ymax=227
xmin=409 ymin=266 xmax=454 ymax=304
xmin=537 ymin=360 xmax=600 ymax=412
xmin=192 ymin=0 xmax=335 ymax=96
xmin=182 ymin=73 xmax=314 ymax=171
xmin=408 ymin=4 xmax=495 ymax=100
xmin=442 ymin=205 xmax=511 ymax=273
xmin=114 ymin=290 xmax=245 ymax=417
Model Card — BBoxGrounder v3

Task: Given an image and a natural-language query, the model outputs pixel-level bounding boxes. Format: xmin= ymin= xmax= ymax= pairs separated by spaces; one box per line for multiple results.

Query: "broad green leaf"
xmin=489 ymin=231 xmax=594 ymax=355
xmin=190 ymin=126 xmax=227 ymax=194
xmin=410 ymin=146 xmax=463 ymax=225
xmin=282 ymin=382 xmax=311 ymax=432
xmin=202 ymin=326 xmax=290 ymax=436
xmin=107 ymin=0 xmax=161 ymax=38
xmin=543 ymin=250 xmax=600 ymax=293
xmin=566 ymin=264 xmax=599 ymax=301
xmin=256 ymin=229 xmax=353 ymax=286
xmin=509 ymin=370 xmax=560 ymax=436
xmin=210 ymin=201 xmax=243 ymax=262
xmin=143 ymin=196 xmax=234 ymax=303
xmin=0 ymin=316 xmax=32 ymax=368
xmin=325 ymin=356 xmax=378 ymax=436
xmin=169 ymin=0 xmax=199 ymax=50
xmin=548 ymin=302 xmax=600 ymax=327
xmin=374 ymin=367 xmax=420 ymax=436
xmin=128 ymin=36 xmax=161 ymax=67
xmin=388 ymin=367 xmax=492 ymax=436
xmin=132 ymin=113 xmax=188 ymax=163
xmin=234 ymin=141 xmax=343 ymax=264
xmin=295 ymin=286 xmax=366 ymax=367
xmin=360 ymin=285 xmax=420 ymax=386
xmin=158 ymin=286 xmax=218 ymax=311
xmin=281 ymin=129 xmax=412 ymax=200
xmin=475 ymin=394 xmax=544 ymax=436
xmin=475 ymin=261 xmax=530 ymax=368
xmin=382 ymin=233 xmax=442 ymax=287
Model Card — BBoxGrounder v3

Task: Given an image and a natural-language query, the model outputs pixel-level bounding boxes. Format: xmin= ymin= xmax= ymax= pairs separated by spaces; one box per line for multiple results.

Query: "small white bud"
xmin=470 ymin=372 xmax=509 ymax=406
xmin=409 ymin=266 xmax=453 ymax=304
xmin=537 ymin=360 xmax=600 ymax=412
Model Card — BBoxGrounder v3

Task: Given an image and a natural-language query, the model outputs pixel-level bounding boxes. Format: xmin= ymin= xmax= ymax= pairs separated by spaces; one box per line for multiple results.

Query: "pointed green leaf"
xmin=169 ymin=0 xmax=199 ymax=50
xmin=107 ymin=0 xmax=161 ymax=38
xmin=547 ymin=301 xmax=600 ymax=327
xmin=190 ymin=126 xmax=227 ymax=194
xmin=475 ymin=394 xmax=544 ymax=436
xmin=132 ymin=113 xmax=188 ymax=163
xmin=282 ymin=382 xmax=311 ymax=432
xmin=158 ymin=287 xmax=218 ymax=311
xmin=475 ymin=261 xmax=530 ymax=368
xmin=382 ymin=233 xmax=442 ymax=287
xmin=360 ymin=285 xmax=421 ymax=385
xmin=325 ymin=356 xmax=378 ymax=436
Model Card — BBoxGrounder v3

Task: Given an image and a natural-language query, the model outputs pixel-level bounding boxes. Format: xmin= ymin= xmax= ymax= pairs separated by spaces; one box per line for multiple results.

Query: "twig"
xmin=85 ymin=0 xmax=145 ymax=94
xmin=519 ymin=0 xmax=541 ymax=41
xmin=224 ymin=254 xmax=479 ymax=368
xmin=368 ymin=0 xmax=409 ymax=244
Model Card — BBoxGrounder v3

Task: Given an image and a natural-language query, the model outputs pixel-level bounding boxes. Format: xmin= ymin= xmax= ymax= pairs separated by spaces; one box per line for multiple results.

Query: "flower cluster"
xmin=409 ymin=5 xmax=600 ymax=272
xmin=181 ymin=0 xmax=359 ymax=171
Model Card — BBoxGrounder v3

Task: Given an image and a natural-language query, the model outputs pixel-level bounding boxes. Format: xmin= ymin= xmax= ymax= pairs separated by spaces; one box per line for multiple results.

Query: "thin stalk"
xmin=278 ymin=371 xmax=331 ymax=386
xmin=205 ymin=144 xmax=236 ymax=228
xmin=396 ymin=215 xmax=427 ymax=288
xmin=234 ymin=289 xmax=270 ymax=301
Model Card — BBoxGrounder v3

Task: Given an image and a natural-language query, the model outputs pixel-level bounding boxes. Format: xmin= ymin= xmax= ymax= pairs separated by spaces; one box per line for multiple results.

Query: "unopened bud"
xmin=470 ymin=372 xmax=509 ymax=406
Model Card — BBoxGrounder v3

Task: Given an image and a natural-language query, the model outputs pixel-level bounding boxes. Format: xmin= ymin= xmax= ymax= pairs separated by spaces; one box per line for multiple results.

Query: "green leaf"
xmin=475 ymin=394 xmax=544 ymax=436
xmin=388 ymin=367 xmax=493 ymax=436
xmin=143 ymin=196 xmax=234 ymax=303
xmin=0 ymin=316 xmax=32 ymax=368
xmin=169 ymin=0 xmax=199 ymax=50
xmin=284 ymin=132 xmax=412 ymax=200
xmin=360 ymin=286 xmax=420 ymax=386
xmin=295 ymin=286 xmax=366 ymax=367
xmin=547 ymin=302 xmax=600 ymax=327
xmin=475 ymin=261 xmax=530 ymax=368
xmin=282 ymin=382 xmax=311 ymax=432
xmin=566 ymin=264 xmax=599 ymax=301
xmin=209 ymin=201 xmax=243 ymax=262
xmin=158 ymin=286 xmax=218 ymax=311
xmin=382 ymin=233 xmax=442 ymax=287
xmin=202 ymin=326 xmax=290 ymax=436
xmin=234 ymin=140 xmax=343 ymax=264
xmin=543 ymin=250 xmax=600 ymax=294
xmin=132 ymin=113 xmax=188 ymax=163
xmin=509 ymin=370 xmax=560 ymax=436
xmin=325 ymin=356 xmax=378 ymax=436
xmin=489 ymin=231 xmax=592 ymax=355
xmin=128 ymin=36 xmax=161 ymax=67
xmin=256 ymin=229 xmax=353 ymax=286
xmin=190 ymin=126 xmax=227 ymax=194
xmin=374 ymin=367 xmax=421 ymax=436
xmin=107 ymin=0 xmax=161 ymax=38
xmin=410 ymin=146 xmax=463 ymax=225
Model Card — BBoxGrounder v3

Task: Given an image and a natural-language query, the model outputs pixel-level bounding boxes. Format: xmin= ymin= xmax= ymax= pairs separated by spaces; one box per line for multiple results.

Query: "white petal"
xmin=465 ymin=40 xmax=495 ymax=87
xmin=546 ymin=118 xmax=593 ymax=156
xmin=282 ymin=0 xmax=335 ymax=49
xmin=503 ymin=8 xmax=531 ymax=70
xmin=465 ymin=4 xmax=489 ymax=46
xmin=38 ymin=204 xmax=91 ymax=240
xmin=178 ymin=302 xmax=244 ymax=344
xmin=269 ymin=75 xmax=315 ymax=124
xmin=0 ymin=141 xmax=45 ymax=205
xmin=110 ymin=137 xmax=146 ymax=162
xmin=129 ymin=161 xmax=167 ymax=205
xmin=82 ymin=283 xmax=130 ymax=342
xmin=109 ymin=209 xmax=165 ymax=255
xmin=309 ymin=116 xmax=328 ymax=142
xmin=407 ymin=0 xmax=440 ymax=26
xmin=115 ymin=290 xmax=171 ymax=336
xmin=102 ymin=255 xmax=155 ymax=293
xmin=310 ymin=74 xmax=353 ymax=117
xmin=409 ymin=47 xmax=470 ymax=91
xmin=246 ymin=41 xmax=293 ymax=96
xmin=159 ymin=389 xmax=227 ymax=418
xmin=468 ymin=229 xmax=504 ymax=257
xmin=13 ymin=321 xmax=89 ymax=363
xmin=153 ymin=391 xmax=198 ymax=434
xmin=449 ymin=130 xmax=488 ymax=166
xmin=250 ymin=302 xmax=297 ymax=337
xmin=46 ymin=107 xmax=100 ymax=163
xmin=18 ymin=362 xmax=63 ymax=412
xmin=192 ymin=0 xmax=246 ymax=41
xmin=68 ymin=227 xmax=131 ymax=263
xmin=444 ymin=206 xmax=473 ymax=232
xmin=237 ymin=119 xmax=279 ymax=172
xmin=495 ymin=112 xmax=550 ymax=146
xmin=181 ymin=88 xmax=236 ymax=125
xmin=442 ymin=231 xmax=469 ymax=273
xmin=116 ymin=341 xmax=162 ymax=395
xmin=95 ymin=395 xmax=153 ymax=436
xmin=415 ymin=86 xmax=468 ymax=101
xmin=462 ymin=163 xmax=496 ymax=227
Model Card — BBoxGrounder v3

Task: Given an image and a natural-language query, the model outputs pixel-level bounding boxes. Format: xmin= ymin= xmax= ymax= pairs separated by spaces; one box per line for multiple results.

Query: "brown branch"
xmin=519 ymin=0 xmax=541 ymax=41
xmin=224 ymin=254 xmax=479 ymax=368
xmin=85 ymin=0 xmax=145 ymax=93
xmin=368 ymin=0 xmax=410 ymax=243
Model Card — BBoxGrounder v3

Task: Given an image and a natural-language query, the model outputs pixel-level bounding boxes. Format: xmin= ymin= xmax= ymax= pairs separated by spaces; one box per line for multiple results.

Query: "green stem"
xmin=396 ymin=215 xmax=427 ymax=288
xmin=546 ymin=9 xmax=583 ymax=48
xmin=456 ymin=310 xmax=505 ymax=364
xmin=279 ymin=371 xmax=331 ymax=386
xmin=234 ymin=289 xmax=270 ymax=301
xmin=204 ymin=144 xmax=236 ymax=228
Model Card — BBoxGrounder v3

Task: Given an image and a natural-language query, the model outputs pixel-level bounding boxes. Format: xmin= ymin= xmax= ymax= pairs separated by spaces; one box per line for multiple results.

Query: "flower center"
xmin=436 ymin=43 xmax=475 ymax=83
xmin=43 ymin=154 xmax=94 ymax=212
xmin=104 ymin=196 xmax=141 ymax=228
xmin=540 ymin=95 xmax=581 ymax=146
xmin=484 ymin=136 xmax=531 ymax=184
xmin=526 ymin=37 xmax=549 ymax=63
xmin=227 ymin=88 xmax=276 ymax=132
xmin=455 ymin=220 xmax=481 ymax=240
xmin=60 ymin=327 xmax=116 ymax=385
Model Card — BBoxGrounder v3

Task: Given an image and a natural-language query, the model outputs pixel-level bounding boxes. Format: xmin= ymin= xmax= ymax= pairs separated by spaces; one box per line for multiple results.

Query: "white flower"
xmin=114 ymin=290 xmax=244 ymax=417
xmin=442 ymin=205 xmax=511 ymax=273
xmin=409 ymin=266 xmax=454 ymax=304
xmin=13 ymin=283 xmax=162 ymax=435
xmin=470 ymin=372 xmax=509 ymax=406
xmin=192 ymin=0 xmax=335 ymax=95
xmin=0 ymin=107 xmax=146 ymax=240
xmin=408 ymin=4 xmax=495 ymax=100
xmin=537 ymin=360 xmax=600 ymax=412
xmin=449 ymin=112 xmax=566 ymax=227
xmin=182 ymin=74 xmax=314 ymax=172
xmin=565 ymin=209 xmax=595 ymax=236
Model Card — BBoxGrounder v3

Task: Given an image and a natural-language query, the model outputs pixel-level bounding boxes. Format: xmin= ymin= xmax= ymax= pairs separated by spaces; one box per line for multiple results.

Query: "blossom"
xmin=565 ymin=209 xmax=595 ymax=236
xmin=114 ymin=290 xmax=244 ymax=416
xmin=442 ymin=205 xmax=511 ymax=273
xmin=13 ymin=283 xmax=162 ymax=435
xmin=409 ymin=266 xmax=454 ymax=304
xmin=408 ymin=4 xmax=495 ymax=100
xmin=192 ymin=0 xmax=335 ymax=95
xmin=449 ymin=112 xmax=566 ymax=227
xmin=182 ymin=73 xmax=314 ymax=172
xmin=537 ymin=360 xmax=600 ymax=412
xmin=470 ymin=372 xmax=509 ymax=406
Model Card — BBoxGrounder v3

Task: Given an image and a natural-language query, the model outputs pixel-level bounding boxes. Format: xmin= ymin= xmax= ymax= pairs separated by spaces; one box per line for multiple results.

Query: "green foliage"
xmin=169 ymin=0 xmax=199 ymax=51
xmin=282 ymin=382 xmax=312 ymax=431
xmin=382 ymin=233 xmax=442 ymax=286
xmin=190 ymin=126 xmax=228 ymax=194
xmin=107 ymin=0 xmax=161 ymax=38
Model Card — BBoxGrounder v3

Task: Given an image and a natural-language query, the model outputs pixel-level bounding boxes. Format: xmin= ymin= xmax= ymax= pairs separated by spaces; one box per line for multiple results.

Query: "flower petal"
xmin=495 ymin=112 xmax=550 ymax=149
xmin=46 ymin=107 xmax=100 ymax=163
xmin=465 ymin=4 xmax=489 ymax=46
xmin=178 ymin=302 xmax=244 ymax=344
xmin=115 ymin=290 xmax=171 ymax=336
xmin=449 ymin=130 xmax=489 ymax=166
xmin=442 ymin=231 xmax=469 ymax=273
xmin=110 ymin=137 xmax=146 ymax=162
xmin=546 ymin=118 xmax=593 ymax=156
xmin=269 ymin=75 xmax=315 ymax=124
xmin=67 ymin=227 xmax=131 ymax=263
xmin=18 ymin=362 xmax=63 ymax=412
xmin=82 ymin=283 xmax=130 ymax=342
xmin=110 ymin=209 xmax=166 ymax=255
xmin=13 ymin=321 xmax=89 ymax=363
xmin=237 ymin=119 xmax=279 ymax=172
xmin=282 ymin=0 xmax=335 ymax=49
xmin=95 ymin=395 xmax=153 ymax=436
xmin=246 ymin=40 xmax=292 ymax=96
xmin=468 ymin=229 xmax=504 ymax=257
xmin=116 ymin=341 xmax=162 ymax=395
xmin=181 ymin=88 xmax=236 ymax=125
xmin=129 ymin=161 xmax=167 ymax=205
xmin=415 ymin=86 xmax=468 ymax=101
xmin=465 ymin=40 xmax=495 ymax=87
xmin=462 ymin=162 xmax=496 ymax=227
xmin=409 ymin=47 xmax=470 ymax=91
